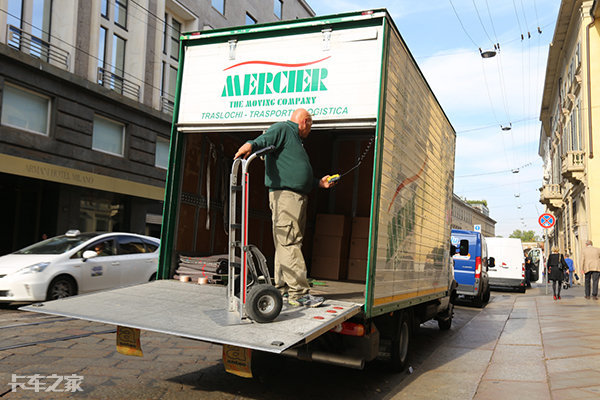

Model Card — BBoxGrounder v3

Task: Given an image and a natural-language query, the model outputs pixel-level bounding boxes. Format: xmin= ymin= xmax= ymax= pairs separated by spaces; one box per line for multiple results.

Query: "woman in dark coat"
xmin=547 ymin=247 xmax=568 ymax=300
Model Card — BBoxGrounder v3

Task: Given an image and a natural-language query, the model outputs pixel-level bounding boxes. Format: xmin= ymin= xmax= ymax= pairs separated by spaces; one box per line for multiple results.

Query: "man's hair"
xmin=586 ymin=240 xmax=593 ymax=246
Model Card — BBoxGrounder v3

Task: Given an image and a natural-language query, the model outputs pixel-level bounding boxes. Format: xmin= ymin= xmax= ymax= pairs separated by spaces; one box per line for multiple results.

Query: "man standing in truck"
xmin=234 ymin=108 xmax=336 ymax=307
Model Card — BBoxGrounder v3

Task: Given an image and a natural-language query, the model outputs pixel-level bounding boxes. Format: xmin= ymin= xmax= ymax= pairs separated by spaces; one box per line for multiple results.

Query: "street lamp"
xmin=480 ymin=49 xmax=496 ymax=58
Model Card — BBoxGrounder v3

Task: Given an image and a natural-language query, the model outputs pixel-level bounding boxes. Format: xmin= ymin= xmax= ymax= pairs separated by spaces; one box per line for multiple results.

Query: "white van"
xmin=486 ymin=238 xmax=526 ymax=292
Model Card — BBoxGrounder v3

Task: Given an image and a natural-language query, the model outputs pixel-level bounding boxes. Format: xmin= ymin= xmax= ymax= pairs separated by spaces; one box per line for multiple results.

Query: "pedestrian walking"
xmin=524 ymin=250 xmax=533 ymax=287
xmin=564 ymin=253 xmax=575 ymax=288
xmin=580 ymin=240 xmax=600 ymax=300
xmin=547 ymin=247 xmax=568 ymax=300
xmin=234 ymin=108 xmax=336 ymax=308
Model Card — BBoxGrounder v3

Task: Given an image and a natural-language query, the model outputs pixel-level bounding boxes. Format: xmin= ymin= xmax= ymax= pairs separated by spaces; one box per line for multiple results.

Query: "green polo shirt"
xmin=248 ymin=120 xmax=315 ymax=194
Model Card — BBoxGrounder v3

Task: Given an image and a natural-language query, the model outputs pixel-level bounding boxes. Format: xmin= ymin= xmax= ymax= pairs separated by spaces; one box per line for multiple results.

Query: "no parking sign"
xmin=538 ymin=213 xmax=555 ymax=229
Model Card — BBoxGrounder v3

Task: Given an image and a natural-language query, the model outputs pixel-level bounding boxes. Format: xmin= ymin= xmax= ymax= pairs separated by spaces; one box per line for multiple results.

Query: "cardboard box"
xmin=347 ymin=259 xmax=368 ymax=282
xmin=310 ymin=256 xmax=347 ymax=280
xmin=349 ymin=238 xmax=369 ymax=260
xmin=312 ymin=235 xmax=349 ymax=260
xmin=351 ymin=217 xmax=370 ymax=239
xmin=314 ymin=214 xmax=351 ymax=238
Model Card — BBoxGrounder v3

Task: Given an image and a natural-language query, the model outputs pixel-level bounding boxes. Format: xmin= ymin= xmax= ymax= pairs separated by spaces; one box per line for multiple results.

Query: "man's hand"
xmin=319 ymin=175 xmax=337 ymax=189
xmin=234 ymin=143 xmax=252 ymax=159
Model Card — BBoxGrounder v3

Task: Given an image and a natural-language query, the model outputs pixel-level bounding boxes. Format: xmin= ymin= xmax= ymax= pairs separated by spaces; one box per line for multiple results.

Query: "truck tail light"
xmin=475 ymin=256 xmax=482 ymax=279
xmin=331 ymin=322 xmax=365 ymax=337
xmin=522 ymin=263 xmax=525 ymax=278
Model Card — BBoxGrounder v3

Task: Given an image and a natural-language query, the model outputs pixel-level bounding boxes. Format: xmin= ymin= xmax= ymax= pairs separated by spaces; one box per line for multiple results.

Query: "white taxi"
xmin=0 ymin=230 xmax=159 ymax=302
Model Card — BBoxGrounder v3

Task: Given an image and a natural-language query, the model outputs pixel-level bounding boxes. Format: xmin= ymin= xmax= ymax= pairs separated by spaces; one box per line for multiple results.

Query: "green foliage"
xmin=509 ymin=229 xmax=540 ymax=242
xmin=466 ymin=200 xmax=488 ymax=207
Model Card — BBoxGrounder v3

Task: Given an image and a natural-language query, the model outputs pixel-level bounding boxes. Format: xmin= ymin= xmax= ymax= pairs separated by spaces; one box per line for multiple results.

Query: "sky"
xmin=307 ymin=0 xmax=562 ymax=238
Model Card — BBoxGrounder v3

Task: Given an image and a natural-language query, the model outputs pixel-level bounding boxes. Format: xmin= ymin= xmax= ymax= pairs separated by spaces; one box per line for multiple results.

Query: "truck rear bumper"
xmin=489 ymin=277 xmax=524 ymax=288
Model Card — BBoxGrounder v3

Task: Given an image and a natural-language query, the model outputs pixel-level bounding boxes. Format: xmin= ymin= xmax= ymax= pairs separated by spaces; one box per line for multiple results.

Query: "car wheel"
xmin=46 ymin=276 xmax=76 ymax=301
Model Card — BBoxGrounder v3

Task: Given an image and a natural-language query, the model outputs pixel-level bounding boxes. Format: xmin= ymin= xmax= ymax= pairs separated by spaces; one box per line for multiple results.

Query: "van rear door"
xmin=452 ymin=232 xmax=476 ymax=288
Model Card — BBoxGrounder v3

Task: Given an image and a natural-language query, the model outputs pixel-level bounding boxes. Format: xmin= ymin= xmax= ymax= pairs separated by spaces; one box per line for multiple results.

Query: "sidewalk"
xmin=389 ymin=284 xmax=600 ymax=400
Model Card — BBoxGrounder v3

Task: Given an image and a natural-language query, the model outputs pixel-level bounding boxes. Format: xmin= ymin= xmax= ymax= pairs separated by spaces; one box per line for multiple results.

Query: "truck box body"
xmin=22 ymin=10 xmax=456 ymax=369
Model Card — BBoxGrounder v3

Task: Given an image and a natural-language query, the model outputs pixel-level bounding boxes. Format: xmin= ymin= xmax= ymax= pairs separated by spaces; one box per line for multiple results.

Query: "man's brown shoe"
xmin=593 ymin=296 xmax=598 ymax=300
xmin=585 ymin=296 xmax=590 ymax=299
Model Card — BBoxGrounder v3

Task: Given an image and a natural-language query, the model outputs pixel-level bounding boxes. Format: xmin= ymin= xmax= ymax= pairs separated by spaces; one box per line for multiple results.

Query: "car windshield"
xmin=14 ymin=233 xmax=100 ymax=255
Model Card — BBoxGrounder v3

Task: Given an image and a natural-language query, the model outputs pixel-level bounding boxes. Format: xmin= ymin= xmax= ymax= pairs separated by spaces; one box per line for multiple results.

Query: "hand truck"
xmin=228 ymin=145 xmax=282 ymax=323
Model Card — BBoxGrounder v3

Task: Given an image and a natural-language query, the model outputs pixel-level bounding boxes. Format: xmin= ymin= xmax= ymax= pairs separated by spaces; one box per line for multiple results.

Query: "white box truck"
xmin=23 ymin=9 xmax=457 ymax=375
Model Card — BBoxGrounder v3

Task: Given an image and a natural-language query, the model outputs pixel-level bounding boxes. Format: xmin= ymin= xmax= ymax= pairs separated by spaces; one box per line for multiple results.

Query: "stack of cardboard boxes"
xmin=310 ymin=214 xmax=350 ymax=280
xmin=310 ymin=214 xmax=370 ymax=282
xmin=347 ymin=217 xmax=369 ymax=282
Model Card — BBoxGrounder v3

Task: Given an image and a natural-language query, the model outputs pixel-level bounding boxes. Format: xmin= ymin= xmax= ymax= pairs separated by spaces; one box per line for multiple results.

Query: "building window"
xmin=274 ymin=0 xmax=283 ymax=19
xmin=115 ymin=0 xmax=128 ymax=29
xmin=155 ymin=138 xmax=170 ymax=168
xmin=571 ymin=99 xmax=581 ymax=151
xmin=1 ymin=83 xmax=50 ymax=135
xmin=112 ymin=34 xmax=126 ymax=76
xmin=101 ymin=0 xmax=108 ymax=18
xmin=92 ymin=115 xmax=125 ymax=156
xmin=98 ymin=26 xmax=107 ymax=70
xmin=246 ymin=12 xmax=256 ymax=25
xmin=8 ymin=0 xmax=52 ymax=61
xmin=160 ymin=12 xmax=181 ymax=113
xmin=163 ymin=15 xmax=181 ymax=61
xmin=212 ymin=0 xmax=224 ymax=14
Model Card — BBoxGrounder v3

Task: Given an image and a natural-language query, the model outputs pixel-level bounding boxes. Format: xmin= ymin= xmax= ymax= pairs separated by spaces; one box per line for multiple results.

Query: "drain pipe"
xmin=586 ymin=10 xmax=595 ymax=158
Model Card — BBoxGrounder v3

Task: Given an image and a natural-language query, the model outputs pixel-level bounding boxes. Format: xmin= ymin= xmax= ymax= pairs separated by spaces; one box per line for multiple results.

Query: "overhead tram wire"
xmin=448 ymin=0 xmax=480 ymax=48
xmin=472 ymin=0 xmax=497 ymax=49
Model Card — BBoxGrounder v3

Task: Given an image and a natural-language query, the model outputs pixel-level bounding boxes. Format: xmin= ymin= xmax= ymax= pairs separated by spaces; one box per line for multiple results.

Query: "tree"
xmin=509 ymin=229 xmax=540 ymax=242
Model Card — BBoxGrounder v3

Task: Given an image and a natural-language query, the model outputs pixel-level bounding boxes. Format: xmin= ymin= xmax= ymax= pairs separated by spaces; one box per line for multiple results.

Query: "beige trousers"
xmin=269 ymin=190 xmax=310 ymax=300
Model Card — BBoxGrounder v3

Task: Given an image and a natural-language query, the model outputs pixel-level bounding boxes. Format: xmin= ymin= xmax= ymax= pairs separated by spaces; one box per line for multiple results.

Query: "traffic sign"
xmin=538 ymin=213 xmax=555 ymax=229
xmin=474 ymin=224 xmax=481 ymax=232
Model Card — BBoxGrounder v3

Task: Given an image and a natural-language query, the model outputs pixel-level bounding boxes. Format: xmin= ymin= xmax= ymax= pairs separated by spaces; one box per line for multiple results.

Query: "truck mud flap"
xmin=20 ymin=280 xmax=361 ymax=354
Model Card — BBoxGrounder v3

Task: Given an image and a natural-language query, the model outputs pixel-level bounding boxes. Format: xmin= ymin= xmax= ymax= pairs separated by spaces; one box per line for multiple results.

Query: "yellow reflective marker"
xmin=222 ymin=344 xmax=252 ymax=378
xmin=116 ymin=326 xmax=143 ymax=357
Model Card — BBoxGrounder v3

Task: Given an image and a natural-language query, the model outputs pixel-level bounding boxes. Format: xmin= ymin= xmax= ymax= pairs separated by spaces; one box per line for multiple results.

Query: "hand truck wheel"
xmin=246 ymin=284 xmax=283 ymax=323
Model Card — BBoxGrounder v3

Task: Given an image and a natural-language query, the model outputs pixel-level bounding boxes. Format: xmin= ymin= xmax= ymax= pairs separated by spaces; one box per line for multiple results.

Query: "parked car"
xmin=486 ymin=237 xmax=526 ymax=292
xmin=0 ymin=230 xmax=159 ymax=302
xmin=451 ymin=229 xmax=491 ymax=307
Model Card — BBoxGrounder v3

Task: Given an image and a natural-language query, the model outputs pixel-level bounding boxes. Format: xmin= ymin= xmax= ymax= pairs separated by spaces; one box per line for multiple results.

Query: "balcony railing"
xmin=540 ymin=183 xmax=563 ymax=210
xmin=161 ymin=95 xmax=174 ymax=114
xmin=6 ymin=24 xmax=70 ymax=70
xmin=561 ymin=150 xmax=585 ymax=184
xmin=97 ymin=67 xmax=140 ymax=101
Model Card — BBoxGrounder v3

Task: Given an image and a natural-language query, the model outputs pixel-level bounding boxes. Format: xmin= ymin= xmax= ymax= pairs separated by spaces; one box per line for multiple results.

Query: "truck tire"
xmin=391 ymin=311 xmax=412 ymax=371
xmin=438 ymin=303 xmax=453 ymax=331
xmin=482 ymin=286 xmax=491 ymax=303
xmin=246 ymin=284 xmax=282 ymax=323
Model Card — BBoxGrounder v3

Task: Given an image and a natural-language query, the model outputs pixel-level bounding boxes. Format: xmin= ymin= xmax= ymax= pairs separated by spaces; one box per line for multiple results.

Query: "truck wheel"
xmin=438 ymin=303 xmax=453 ymax=330
xmin=246 ymin=284 xmax=282 ymax=323
xmin=482 ymin=286 xmax=491 ymax=303
xmin=391 ymin=311 xmax=412 ymax=371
